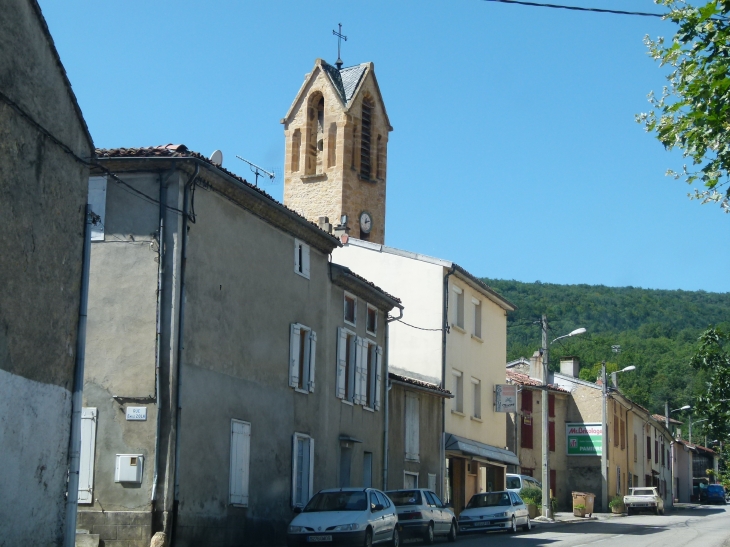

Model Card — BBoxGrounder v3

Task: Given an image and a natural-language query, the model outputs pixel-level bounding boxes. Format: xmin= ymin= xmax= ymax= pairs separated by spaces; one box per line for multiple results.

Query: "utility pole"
xmin=601 ymin=361 xmax=608 ymax=513
xmin=541 ymin=315 xmax=552 ymax=519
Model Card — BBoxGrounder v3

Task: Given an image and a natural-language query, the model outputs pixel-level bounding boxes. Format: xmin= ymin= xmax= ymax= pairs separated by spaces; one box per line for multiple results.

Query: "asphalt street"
xmin=442 ymin=506 xmax=730 ymax=547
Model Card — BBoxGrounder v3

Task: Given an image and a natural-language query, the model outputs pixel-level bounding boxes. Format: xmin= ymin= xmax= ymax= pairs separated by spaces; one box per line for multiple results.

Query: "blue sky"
xmin=40 ymin=0 xmax=729 ymax=293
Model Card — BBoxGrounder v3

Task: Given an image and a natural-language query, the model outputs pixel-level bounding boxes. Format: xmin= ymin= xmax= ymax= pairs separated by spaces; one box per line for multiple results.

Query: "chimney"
xmin=318 ymin=216 xmax=332 ymax=234
xmin=529 ymin=350 xmax=544 ymax=383
xmin=560 ymin=357 xmax=580 ymax=378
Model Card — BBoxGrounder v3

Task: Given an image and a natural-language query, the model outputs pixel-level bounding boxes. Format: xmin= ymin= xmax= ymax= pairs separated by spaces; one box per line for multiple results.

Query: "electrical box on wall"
xmin=115 ymin=454 xmax=144 ymax=483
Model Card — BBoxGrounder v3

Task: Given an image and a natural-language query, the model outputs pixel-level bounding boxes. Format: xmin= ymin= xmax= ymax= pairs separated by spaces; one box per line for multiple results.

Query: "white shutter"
xmin=308 ymin=437 xmax=315 ymax=502
xmin=374 ymin=346 xmax=383 ymax=411
xmin=229 ymin=420 xmax=251 ymax=506
xmin=294 ymin=240 xmax=301 ymax=273
xmin=354 ymin=337 xmax=366 ymax=405
xmin=289 ymin=323 xmax=301 ymax=388
xmin=87 ymin=177 xmax=107 ymax=241
xmin=308 ymin=331 xmax=317 ymax=392
xmin=78 ymin=407 xmax=97 ymax=504
xmin=405 ymin=393 xmax=420 ymax=461
xmin=336 ymin=328 xmax=347 ymax=399
xmin=302 ymin=244 xmax=311 ymax=278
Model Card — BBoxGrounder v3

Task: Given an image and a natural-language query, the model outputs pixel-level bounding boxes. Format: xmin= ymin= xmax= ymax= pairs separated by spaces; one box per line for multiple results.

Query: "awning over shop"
xmin=445 ymin=433 xmax=520 ymax=467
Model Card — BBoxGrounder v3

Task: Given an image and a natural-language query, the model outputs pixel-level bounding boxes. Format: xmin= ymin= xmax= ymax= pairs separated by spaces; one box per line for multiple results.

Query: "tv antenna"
xmin=235 ymin=155 xmax=276 ymax=187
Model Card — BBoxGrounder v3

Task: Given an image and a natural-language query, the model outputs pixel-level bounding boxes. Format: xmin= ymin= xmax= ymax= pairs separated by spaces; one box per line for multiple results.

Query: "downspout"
xmin=64 ymin=205 xmax=93 ymax=547
xmin=441 ymin=265 xmax=456 ymax=499
xmin=383 ymin=306 xmax=403 ymax=489
xmin=151 ymin=174 xmax=168 ymax=504
xmin=171 ymin=164 xmax=199 ymax=528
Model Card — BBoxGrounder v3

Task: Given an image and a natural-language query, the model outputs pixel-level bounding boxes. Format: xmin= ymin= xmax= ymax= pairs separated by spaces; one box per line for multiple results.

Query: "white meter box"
xmin=115 ymin=454 xmax=144 ymax=483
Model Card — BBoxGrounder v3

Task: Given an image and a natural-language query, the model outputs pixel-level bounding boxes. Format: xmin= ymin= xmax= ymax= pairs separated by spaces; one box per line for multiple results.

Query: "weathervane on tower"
xmin=332 ymin=23 xmax=347 ymax=70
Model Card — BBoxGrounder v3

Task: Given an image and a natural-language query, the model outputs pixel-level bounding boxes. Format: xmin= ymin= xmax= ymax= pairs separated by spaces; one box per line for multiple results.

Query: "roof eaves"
xmin=330 ymin=263 xmax=402 ymax=311
xmin=452 ymin=264 xmax=517 ymax=312
xmin=389 ymin=372 xmax=453 ymax=398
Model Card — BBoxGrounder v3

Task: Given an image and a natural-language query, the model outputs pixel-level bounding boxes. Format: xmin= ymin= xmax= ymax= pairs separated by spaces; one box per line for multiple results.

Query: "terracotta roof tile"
xmin=506 ymin=370 xmax=567 ymax=392
xmin=389 ymin=372 xmax=452 ymax=396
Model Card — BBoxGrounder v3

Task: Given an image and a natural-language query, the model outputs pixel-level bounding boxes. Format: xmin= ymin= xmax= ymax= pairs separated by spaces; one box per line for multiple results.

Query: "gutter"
xmin=63 ymin=205 xmax=93 ymax=547
xmin=440 ymin=265 xmax=456 ymax=499
xmin=383 ymin=306 xmax=403 ymax=490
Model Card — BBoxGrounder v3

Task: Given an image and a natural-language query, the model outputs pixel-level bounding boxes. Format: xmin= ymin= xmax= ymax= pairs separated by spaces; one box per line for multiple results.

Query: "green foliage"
xmin=637 ymin=0 xmax=730 ymax=212
xmin=519 ymin=486 xmax=542 ymax=506
xmin=574 ymin=504 xmax=586 ymax=510
xmin=483 ymin=278 xmax=730 ymax=419
xmin=608 ymin=495 xmax=625 ymax=508
xmin=690 ymin=327 xmax=730 ymax=441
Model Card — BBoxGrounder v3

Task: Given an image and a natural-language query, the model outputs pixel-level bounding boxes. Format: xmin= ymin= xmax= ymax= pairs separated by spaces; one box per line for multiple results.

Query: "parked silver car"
xmin=458 ymin=491 xmax=531 ymax=534
xmin=386 ymin=489 xmax=457 ymax=543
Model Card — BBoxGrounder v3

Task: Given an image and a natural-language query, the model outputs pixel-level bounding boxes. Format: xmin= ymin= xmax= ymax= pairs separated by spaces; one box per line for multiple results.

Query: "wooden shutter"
xmin=294 ymin=240 xmax=301 ymax=273
xmin=289 ymin=324 xmax=301 ymax=388
xmin=230 ymin=420 xmax=251 ymax=506
xmin=354 ymin=337 xmax=366 ymax=405
xmin=620 ymin=420 xmax=626 ymax=450
xmin=405 ymin=392 xmax=420 ymax=461
xmin=647 ymin=436 xmax=651 ymax=460
xmin=521 ymin=415 xmax=533 ymax=449
xmin=550 ymin=469 xmax=557 ymax=497
xmin=78 ymin=407 xmax=97 ymax=504
xmin=308 ymin=331 xmax=317 ymax=392
xmin=614 ymin=419 xmax=619 ymax=447
xmin=336 ymin=328 xmax=347 ymax=398
xmin=548 ymin=393 xmax=555 ymax=418
xmin=549 ymin=421 xmax=556 ymax=452
xmin=522 ymin=390 xmax=533 ymax=412
xmin=374 ymin=346 xmax=383 ymax=410
xmin=655 ymin=441 xmax=659 ymax=464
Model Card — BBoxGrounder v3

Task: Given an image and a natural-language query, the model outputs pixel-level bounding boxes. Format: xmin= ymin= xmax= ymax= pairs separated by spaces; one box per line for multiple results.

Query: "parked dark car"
xmin=706 ymin=484 xmax=727 ymax=505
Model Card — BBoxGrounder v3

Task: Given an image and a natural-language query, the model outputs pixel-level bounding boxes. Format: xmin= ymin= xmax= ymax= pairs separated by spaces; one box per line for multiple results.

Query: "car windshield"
xmin=466 ymin=492 xmax=511 ymax=508
xmin=386 ymin=490 xmax=423 ymax=506
xmin=631 ymin=489 xmax=654 ymax=496
xmin=506 ymin=477 xmax=521 ymax=489
xmin=303 ymin=491 xmax=368 ymax=512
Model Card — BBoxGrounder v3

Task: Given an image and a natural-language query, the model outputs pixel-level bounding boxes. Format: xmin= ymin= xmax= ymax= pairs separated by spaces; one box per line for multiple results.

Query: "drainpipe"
xmin=441 ymin=265 xmax=456 ymax=500
xmin=151 ymin=174 xmax=168 ymax=504
xmin=64 ymin=205 xmax=93 ymax=547
xmin=383 ymin=306 xmax=403 ymax=489
xmin=171 ymin=164 xmax=198 ymax=531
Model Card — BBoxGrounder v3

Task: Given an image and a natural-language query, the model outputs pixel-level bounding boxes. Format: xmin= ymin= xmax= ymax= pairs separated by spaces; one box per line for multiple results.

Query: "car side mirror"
xmin=374 ymin=503 xmax=384 ymax=512
xmin=445 ymin=502 xmax=453 ymax=508
xmin=293 ymin=507 xmax=303 ymax=514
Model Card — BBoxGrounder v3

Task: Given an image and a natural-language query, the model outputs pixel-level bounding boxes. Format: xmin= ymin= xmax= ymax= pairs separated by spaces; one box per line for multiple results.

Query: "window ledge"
xmin=294 ymin=388 xmax=310 ymax=395
xmin=471 ymin=334 xmax=483 ymax=343
xmin=451 ymin=410 xmax=465 ymax=417
xmin=344 ymin=319 xmax=356 ymax=328
xmin=366 ymin=330 xmax=377 ymax=338
xmin=405 ymin=457 xmax=420 ymax=463
xmin=470 ymin=416 xmax=483 ymax=423
xmin=357 ymin=173 xmax=379 ymax=183
xmin=294 ymin=270 xmax=310 ymax=280
xmin=301 ymin=173 xmax=327 ymax=182
xmin=363 ymin=406 xmax=375 ymax=413
xmin=450 ymin=324 xmax=466 ymax=334
xmin=342 ymin=399 xmax=354 ymax=406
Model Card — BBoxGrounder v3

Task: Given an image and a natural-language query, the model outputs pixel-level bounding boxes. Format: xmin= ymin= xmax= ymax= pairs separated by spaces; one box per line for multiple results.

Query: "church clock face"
xmin=359 ymin=211 xmax=373 ymax=234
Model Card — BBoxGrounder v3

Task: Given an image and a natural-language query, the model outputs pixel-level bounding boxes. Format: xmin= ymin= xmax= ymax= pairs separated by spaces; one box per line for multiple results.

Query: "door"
xmin=377 ymin=491 xmax=397 ymax=540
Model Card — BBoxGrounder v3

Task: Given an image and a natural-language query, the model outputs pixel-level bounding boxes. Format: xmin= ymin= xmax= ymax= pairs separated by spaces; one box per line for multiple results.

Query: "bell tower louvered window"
xmin=360 ymin=97 xmax=374 ymax=179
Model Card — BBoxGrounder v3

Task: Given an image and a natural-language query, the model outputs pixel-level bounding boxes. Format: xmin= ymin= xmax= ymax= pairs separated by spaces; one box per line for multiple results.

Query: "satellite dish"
xmin=209 ymin=150 xmax=223 ymax=166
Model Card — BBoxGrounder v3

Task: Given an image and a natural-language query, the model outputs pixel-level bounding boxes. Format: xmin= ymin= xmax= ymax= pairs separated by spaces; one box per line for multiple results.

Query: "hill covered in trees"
xmin=482 ymin=279 xmax=730 ymax=424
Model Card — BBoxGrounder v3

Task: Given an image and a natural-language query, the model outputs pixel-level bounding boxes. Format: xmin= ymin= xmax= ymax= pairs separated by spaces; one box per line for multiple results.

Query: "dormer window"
xmin=360 ymin=97 xmax=374 ymax=179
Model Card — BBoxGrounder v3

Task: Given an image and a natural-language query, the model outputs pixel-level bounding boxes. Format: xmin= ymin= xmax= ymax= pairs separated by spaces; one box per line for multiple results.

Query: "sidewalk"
xmin=533 ymin=511 xmax=624 ymax=525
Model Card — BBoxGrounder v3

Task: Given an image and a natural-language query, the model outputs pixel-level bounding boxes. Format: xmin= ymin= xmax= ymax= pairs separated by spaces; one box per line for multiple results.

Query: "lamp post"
xmin=665 ymin=404 xmax=690 ymax=504
xmin=689 ymin=418 xmax=708 ymax=445
xmin=601 ymin=363 xmax=635 ymax=512
xmin=541 ymin=317 xmax=585 ymax=520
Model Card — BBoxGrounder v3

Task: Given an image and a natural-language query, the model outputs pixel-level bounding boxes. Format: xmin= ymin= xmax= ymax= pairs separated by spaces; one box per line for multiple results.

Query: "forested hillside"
xmin=482 ymin=279 xmax=730 ymax=422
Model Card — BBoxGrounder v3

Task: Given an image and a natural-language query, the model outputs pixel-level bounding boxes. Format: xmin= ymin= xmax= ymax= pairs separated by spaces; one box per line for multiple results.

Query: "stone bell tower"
xmin=281 ymin=58 xmax=392 ymax=244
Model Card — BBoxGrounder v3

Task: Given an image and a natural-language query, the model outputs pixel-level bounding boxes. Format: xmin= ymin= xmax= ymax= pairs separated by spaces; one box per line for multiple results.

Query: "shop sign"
xmin=566 ymin=422 xmax=602 ymax=456
xmin=495 ymin=384 xmax=517 ymax=412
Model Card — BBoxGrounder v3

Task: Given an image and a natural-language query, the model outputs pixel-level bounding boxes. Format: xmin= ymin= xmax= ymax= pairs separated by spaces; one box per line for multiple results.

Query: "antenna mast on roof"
xmin=332 ymin=23 xmax=347 ymax=70
xmin=235 ymin=155 xmax=275 ymax=187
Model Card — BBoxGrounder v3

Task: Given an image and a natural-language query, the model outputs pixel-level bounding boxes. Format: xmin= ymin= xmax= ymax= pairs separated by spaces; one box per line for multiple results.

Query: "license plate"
xmin=473 ymin=521 xmax=489 ymax=526
xmin=307 ymin=535 xmax=332 ymax=542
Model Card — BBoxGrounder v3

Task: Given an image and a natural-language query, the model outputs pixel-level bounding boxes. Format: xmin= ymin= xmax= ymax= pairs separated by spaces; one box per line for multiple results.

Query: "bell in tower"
xmin=281 ymin=58 xmax=392 ymax=244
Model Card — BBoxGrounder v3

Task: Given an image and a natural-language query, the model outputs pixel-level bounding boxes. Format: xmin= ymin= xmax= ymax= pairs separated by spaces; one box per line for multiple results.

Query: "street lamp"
xmin=541 ymin=317 xmax=586 ymax=520
xmin=689 ymin=418 xmax=708 ymax=445
xmin=601 ymin=363 xmax=636 ymax=512
xmin=665 ymin=404 xmax=690 ymax=505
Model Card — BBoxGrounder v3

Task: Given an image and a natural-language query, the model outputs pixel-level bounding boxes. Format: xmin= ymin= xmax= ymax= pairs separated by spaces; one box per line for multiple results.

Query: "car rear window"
xmin=631 ymin=489 xmax=654 ymax=496
xmin=707 ymin=485 xmax=724 ymax=492
xmin=386 ymin=490 xmax=422 ymax=506
xmin=506 ymin=476 xmax=522 ymax=489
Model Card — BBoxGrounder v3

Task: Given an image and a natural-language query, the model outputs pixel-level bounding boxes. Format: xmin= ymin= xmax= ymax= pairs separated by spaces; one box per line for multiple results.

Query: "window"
xmin=337 ymin=328 xmax=357 ymax=402
xmin=363 ymin=452 xmax=373 ymax=488
xmin=230 ymin=420 xmax=251 ymax=506
xmin=360 ymin=97 xmax=374 ymax=178
xmin=366 ymin=304 xmax=377 ymax=335
xmin=336 ymin=328 xmax=382 ymax=409
xmin=471 ymin=377 xmax=481 ymax=419
xmin=327 ymin=123 xmax=337 ymax=168
xmin=292 ymin=433 xmax=314 ymax=508
xmin=340 ymin=444 xmax=352 ymax=487
xmin=549 ymin=421 xmax=556 ymax=452
xmin=634 ymin=434 xmax=638 ymax=462
xmin=405 ymin=391 xmax=420 ymax=461
xmin=550 ymin=470 xmax=557 ymax=496
xmin=291 ymin=129 xmax=301 ymax=172
xmin=404 ymin=472 xmax=418 ymax=489
xmin=661 ymin=446 xmax=665 ymax=467
xmin=521 ymin=390 xmax=533 ymax=413
xmin=344 ymin=292 xmax=356 ymax=325
xmin=78 ymin=407 xmax=98 ymax=504
xmin=522 ymin=468 xmax=534 ymax=477
xmin=452 ymin=369 xmax=464 ymax=413
xmin=647 ymin=436 xmax=652 ymax=461
xmin=472 ymin=298 xmax=482 ymax=339
xmin=294 ymin=239 xmax=310 ymax=279
xmin=306 ymin=94 xmax=324 ymax=175
xmin=548 ymin=393 xmax=555 ymax=418
xmin=363 ymin=341 xmax=383 ymax=409
xmin=452 ymin=286 xmax=464 ymax=330
xmin=289 ymin=324 xmax=316 ymax=392
xmin=521 ymin=416 xmax=534 ymax=450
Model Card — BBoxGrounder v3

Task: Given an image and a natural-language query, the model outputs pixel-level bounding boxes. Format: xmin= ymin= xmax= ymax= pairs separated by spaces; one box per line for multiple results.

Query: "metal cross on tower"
xmin=332 ymin=23 xmax=347 ymax=70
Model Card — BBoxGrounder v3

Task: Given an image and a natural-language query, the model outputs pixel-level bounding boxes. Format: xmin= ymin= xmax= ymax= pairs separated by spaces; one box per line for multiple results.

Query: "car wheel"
xmin=424 ymin=522 xmax=434 ymax=544
xmin=390 ymin=527 xmax=400 ymax=547
xmin=523 ymin=517 xmax=531 ymax=532
xmin=447 ymin=520 xmax=457 ymax=542
xmin=627 ymin=508 xmax=633 ymax=516
xmin=510 ymin=516 xmax=518 ymax=533
xmin=364 ymin=528 xmax=373 ymax=547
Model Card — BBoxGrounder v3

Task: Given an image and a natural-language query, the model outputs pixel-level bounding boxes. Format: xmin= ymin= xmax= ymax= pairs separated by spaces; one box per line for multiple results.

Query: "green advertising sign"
xmin=566 ymin=423 xmax=602 ymax=456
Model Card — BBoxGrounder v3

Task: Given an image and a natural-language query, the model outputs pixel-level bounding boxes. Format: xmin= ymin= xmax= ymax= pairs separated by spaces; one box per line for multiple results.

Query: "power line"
xmin=482 ymin=0 xmax=666 ymax=18
xmin=393 ymin=318 xmax=444 ymax=332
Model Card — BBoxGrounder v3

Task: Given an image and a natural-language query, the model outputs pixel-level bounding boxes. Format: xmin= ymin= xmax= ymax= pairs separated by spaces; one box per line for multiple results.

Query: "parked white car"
xmin=386 ymin=488 xmax=457 ymax=543
xmin=458 ymin=491 xmax=531 ymax=534
xmin=623 ymin=487 xmax=665 ymax=515
xmin=287 ymin=488 xmax=399 ymax=546
xmin=506 ymin=473 xmax=542 ymax=494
